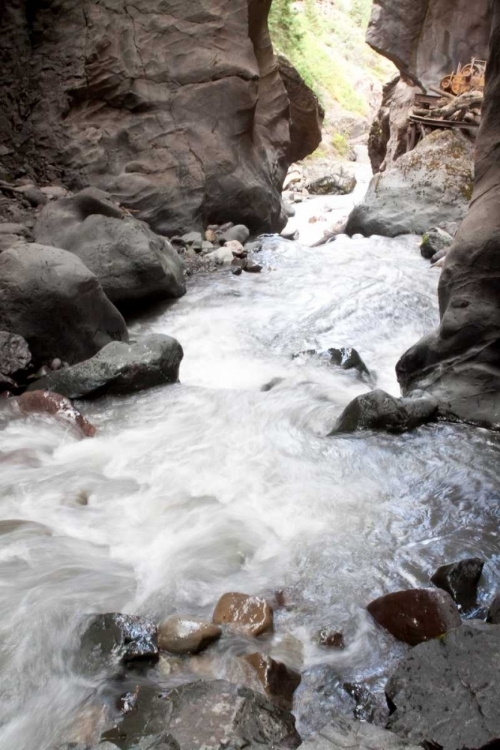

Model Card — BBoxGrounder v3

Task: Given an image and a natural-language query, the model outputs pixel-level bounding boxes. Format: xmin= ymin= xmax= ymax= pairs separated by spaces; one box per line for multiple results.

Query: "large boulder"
xmin=329 ymin=390 xmax=438 ymax=435
xmin=102 ymin=680 xmax=301 ymax=749
xmin=28 ymin=335 xmax=183 ymax=399
xmin=9 ymin=391 xmax=96 ymax=438
xmin=300 ymin=716 xmax=422 ymax=750
xmin=346 ymin=130 xmax=474 ymax=238
xmin=277 ymin=55 xmax=324 ymax=163
xmin=0 ymin=242 xmax=128 ymax=365
xmin=395 ymin=6 xmax=500 ymax=430
xmin=386 ymin=623 xmax=500 ymax=750
xmin=0 ymin=1 xmax=297 ymax=236
xmin=35 ymin=188 xmax=186 ymax=308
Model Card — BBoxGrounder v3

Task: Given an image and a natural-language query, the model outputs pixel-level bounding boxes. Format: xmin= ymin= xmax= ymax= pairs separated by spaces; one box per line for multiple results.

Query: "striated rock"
xmin=386 ymin=623 xmax=500 ymax=750
xmin=431 ymin=558 xmax=484 ymax=610
xmin=329 ymin=390 xmax=438 ymax=435
xmin=367 ymin=588 xmax=461 ymax=646
xmin=102 ymin=680 xmax=301 ymax=749
xmin=396 ymin=6 xmax=500 ymax=431
xmin=157 ymin=616 xmax=221 ymax=656
xmin=277 ymin=55 xmax=324 ymax=163
xmin=11 ymin=391 xmax=96 ymax=438
xmin=242 ymin=652 xmax=301 ymax=709
xmin=420 ymin=227 xmax=454 ymax=261
xmin=213 ymin=592 xmax=273 ymax=636
xmin=307 ymin=165 xmax=356 ymax=196
xmin=0 ymin=1 xmax=296 ymax=236
xmin=300 ymin=716 xmax=422 ymax=750
xmin=80 ymin=613 xmax=159 ymax=672
xmin=346 ymin=131 xmax=474 ymax=238
xmin=28 ymin=335 xmax=183 ymax=399
xmin=0 ymin=242 xmax=127 ymax=365
xmin=0 ymin=331 xmax=31 ymax=389
xmin=35 ymin=188 xmax=185 ymax=308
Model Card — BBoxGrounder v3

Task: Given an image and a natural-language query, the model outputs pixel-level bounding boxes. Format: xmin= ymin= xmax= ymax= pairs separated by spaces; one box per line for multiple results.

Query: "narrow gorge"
xmin=0 ymin=2 xmax=499 ymax=750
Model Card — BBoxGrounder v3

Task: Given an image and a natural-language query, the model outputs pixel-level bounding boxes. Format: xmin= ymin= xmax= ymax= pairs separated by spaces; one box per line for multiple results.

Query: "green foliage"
xmin=331 ymin=133 xmax=350 ymax=157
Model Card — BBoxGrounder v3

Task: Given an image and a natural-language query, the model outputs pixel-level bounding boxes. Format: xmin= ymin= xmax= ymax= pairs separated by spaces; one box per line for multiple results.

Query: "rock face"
xmin=329 ymin=390 xmax=438 ymax=435
xmin=300 ymin=716 xmax=422 ymax=750
xmin=386 ymin=623 xmax=500 ymax=750
xmin=367 ymin=588 xmax=462 ymax=645
xmin=0 ymin=243 xmax=128 ymax=366
xmin=213 ymin=592 xmax=273 ymax=636
xmin=396 ymin=6 xmax=500 ymax=430
xmin=28 ymin=335 xmax=183 ymax=399
xmin=277 ymin=55 xmax=324 ymax=163
xmin=0 ymin=0 xmax=310 ymax=236
xmin=102 ymin=680 xmax=301 ymax=749
xmin=346 ymin=130 xmax=474 ymax=238
xmin=35 ymin=188 xmax=185 ymax=308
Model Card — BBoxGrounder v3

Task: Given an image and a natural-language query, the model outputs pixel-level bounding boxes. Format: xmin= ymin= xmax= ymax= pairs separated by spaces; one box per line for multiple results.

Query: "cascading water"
xmin=1 ymin=164 xmax=499 ymax=749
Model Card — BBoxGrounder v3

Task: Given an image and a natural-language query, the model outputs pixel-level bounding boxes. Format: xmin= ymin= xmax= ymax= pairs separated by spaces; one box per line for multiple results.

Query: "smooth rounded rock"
xmin=158 ymin=616 xmax=221 ymax=655
xmin=12 ymin=391 xmax=96 ymax=438
xmin=213 ymin=592 xmax=273 ymax=636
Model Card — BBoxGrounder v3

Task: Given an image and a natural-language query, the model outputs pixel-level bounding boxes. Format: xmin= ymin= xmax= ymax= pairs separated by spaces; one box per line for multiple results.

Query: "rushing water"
xmin=1 ymin=166 xmax=500 ymax=749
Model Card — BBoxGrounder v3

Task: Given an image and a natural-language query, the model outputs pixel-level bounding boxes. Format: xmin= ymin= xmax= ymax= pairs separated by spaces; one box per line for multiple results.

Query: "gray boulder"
xmin=28 ymin=335 xmax=183 ymax=399
xmin=329 ymin=389 xmax=438 ymax=435
xmin=386 ymin=623 xmax=500 ymax=750
xmin=307 ymin=165 xmax=357 ymax=196
xmin=35 ymin=188 xmax=186 ymax=309
xmin=299 ymin=716 xmax=422 ymax=750
xmin=79 ymin=613 xmax=159 ymax=674
xmin=219 ymin=224 xmax=250 ymax=244
xmin=102 ymin=679 xmax=301 ymax=749
xmin=0 ymin=243 xmax=128 ymax=365
xmin=420 ymin=227 xmax=454 ymax=260
xmin=346 ymin=130 xmax=474 ymax=238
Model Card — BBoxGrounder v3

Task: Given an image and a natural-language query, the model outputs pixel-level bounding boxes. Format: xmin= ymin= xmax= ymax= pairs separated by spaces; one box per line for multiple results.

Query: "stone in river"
xmin=79 ymin=613 xmax=159 ymax=671
xmin=219 ymin=224 xmax=250 ymax=244
xmin=299 ymin=716 xmax=422 ymax=750
xmin=487 ymin=593 xmax=500 ymax=624
xmin=244 ymin=261 xmax=263 ymax=273
xmin=329 ymin=389 xmax=438 ymax=435
xmin=242 ymin=652 xmax=301 ymax=709
xmin=12 ymin=391 xmax=96 ymax=437
xmin=157 ymin=615 xmax=221 ymax=655
xmin=213 ymin=592 xmax=273 ymax=636
xmin=430 ymin=557 xmax=484 ymax=610
xmin=316 ymin=628 xmax=345 ymax=649
xmin=367 ymin=588 xmax=461 ymax=645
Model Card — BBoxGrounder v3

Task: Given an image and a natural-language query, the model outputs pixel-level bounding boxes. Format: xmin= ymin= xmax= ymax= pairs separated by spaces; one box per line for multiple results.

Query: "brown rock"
xmin=243 ymin=261 xmax=263 ymax=273
xmin=158 ymin=615 xmax=222 ymax=655
xmin=242 ymin=652 xmax=301 ymax=709
xmin=367 ymin=588 xmax=461 ymax=646
xmin=277 ymin=54 xmax=324 ymax=163
xmin=13 ymin=391 xmax=96 ymax=438
xmin=316 ymin=629 xmax=345 ymax=649
xmin=213 ymin=592 xmax=273 ymax=636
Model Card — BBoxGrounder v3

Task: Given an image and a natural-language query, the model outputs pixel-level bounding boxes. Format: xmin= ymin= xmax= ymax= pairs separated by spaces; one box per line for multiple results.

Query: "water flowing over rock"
xmin=79 ymin=613 xmax=159 ymax=672
xmin=329 ymin=390 xmax=438 ymax=435
xmin=300 ymin=716 xmax=422 ymax=750
xmin=10 ymin=391 xmax=96 ymax=438
xmin=397 ymin=5 xmax=500 ymax=430
xmin=0 ymin=0 xmax=321 ymax=236
xmin=213 ymin=592 xmax=274 ymax=636
xmin=346 ymin=130 xmax=474 ymax=237
xmin=28 ymin=335 xmax=183 ymax=399
xmin=386 ymin=623 xmax=500 ymax=750
xmin=0 ymin=243 xmax=128 ymax=366
xmin=35 ymin=188 xmax=185 ymax=308
xmin=431 ymin=558 xmax=484 ymax=610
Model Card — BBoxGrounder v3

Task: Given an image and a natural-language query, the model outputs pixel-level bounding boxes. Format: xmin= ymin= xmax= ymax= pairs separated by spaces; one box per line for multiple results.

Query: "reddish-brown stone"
xmin=14 ymin=391 xmax=96 ymax=438
xmin=213 ymin=593 xmax=273 ymax=636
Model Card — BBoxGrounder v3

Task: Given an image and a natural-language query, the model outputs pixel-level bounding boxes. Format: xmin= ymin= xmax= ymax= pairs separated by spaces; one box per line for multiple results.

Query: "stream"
xmin=1 ymin=163 xmax=500 ymax=749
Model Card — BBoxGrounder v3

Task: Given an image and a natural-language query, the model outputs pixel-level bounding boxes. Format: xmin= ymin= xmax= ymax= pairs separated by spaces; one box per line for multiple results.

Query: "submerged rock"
xmin=27 ymin=335 xmax=183 ymax=399
xmin=367 ymin=588 xmax=461 ymax=646
xmin=431 ymin=557 xmax=484 ymax=610
xmin=329 ymin=390 xmax=438 ymax=435
xmin=12 ymin=391 xmax=96 ymax=438
xmin=420 ymin=227 xmax=454 ymax=260
xmin=102 ymin=680 xmax=301 ymax=749
xmin=300 ymin=716 xmax=422 ymax=750
xmin=242 ymin=652 xmax=301 ymax=709
xmin=293 ymin=347 xmax=370 ymax=379
xmin=315 ymin=629 xmax=345 ymax=649
xmin=157 ymin=616 xmax=221 ymax=656
xmin=0 ymin=242 xmax=128 ymax=366
xmin=213 ymin=592 xmax=273 ymax=636
xmin=80 ymin=613 xmax=158 ymax=671
xmin=386 ymin=623 xmax=500 ymax=750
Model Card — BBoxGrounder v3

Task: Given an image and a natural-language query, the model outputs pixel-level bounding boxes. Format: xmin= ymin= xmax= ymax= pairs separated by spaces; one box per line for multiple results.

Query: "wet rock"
xmin=157 ymin=616 xmax=221 ymax=655
xmin=329 ymin=390 xmax=438 ymax=435
xmin=420 ymin=227 xmax=454 ymax=261
xmin=328 ymin=348 xmax=370 ymax=378
xmin=35 ymin=188 xmax=185 ymax=309
xmin=386 ymin=623 xmax=500 ymax=750
xmin=12 ymin=391 xmax=96 ymax=438
xmin=80 ymin=613 xmax=158 ymax=672
xmin=27 ymin=335 xmax=183 ymax=399
xmin=102 ymin=679 xmax=301 ymax=749
xmin=242 ymin=652 xmax=301 ymax=709
xmin=346 ymin=131 xmax=474 ymax=238
xmin=299 ymin=716 xmax=422 ymax=750
xmin=487 ymin=594 xmax=500 ymax=624
xmin=316 ymin=629 xmax=345 ymax=649
xmin=0 ymin=243 xmax=128 ymax=366
xmin=213 ymin=592 xmax=273 ymax=636
xmin=219 ymin=225 xmax=250 ymax=245
xmin=231 ymin=266 xmax=243 ymax=276
xmin=431 ymin=558 xmax=484 ymax=610
xmin=243 ymin=261 xmax=262 ymax=273
xmin=307 ymin=165 xmax=356 ymax=196
xmin=281 ymin=224 xmax=300 ymax=241
xmin=343 ymin=682 xmax=381 ymax=723
xmin=367 ymin=588 xmax=462 ymax=646
xmin=0 ymin=331 xmax=31 ymax=389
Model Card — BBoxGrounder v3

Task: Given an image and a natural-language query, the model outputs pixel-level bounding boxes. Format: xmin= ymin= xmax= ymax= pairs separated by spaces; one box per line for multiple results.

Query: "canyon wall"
xmin=0 ymin=0 xmax=302 ymax=236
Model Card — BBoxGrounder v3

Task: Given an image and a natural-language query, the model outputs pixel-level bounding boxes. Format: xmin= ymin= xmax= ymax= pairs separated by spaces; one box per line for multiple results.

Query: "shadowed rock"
xmin=80 ymin=613 xmax=158 ymax=672
xmin=367 ymin=588 xmax=461 ymax=645
xmin=329 ymin=390 xmax=438 ymax=435
xmin=278 ymin=55 xmax=324 ymax=164
xmin=431 ymin=558 xmax=484 ymax=610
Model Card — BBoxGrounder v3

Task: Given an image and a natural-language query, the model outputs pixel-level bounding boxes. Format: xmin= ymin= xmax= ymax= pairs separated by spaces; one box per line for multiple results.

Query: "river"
xmin=1 ymin=163 xmax=499 ymax=749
